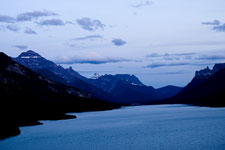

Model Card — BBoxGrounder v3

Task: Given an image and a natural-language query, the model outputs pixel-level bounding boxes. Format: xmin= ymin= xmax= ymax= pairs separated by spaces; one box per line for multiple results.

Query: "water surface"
xmin=1 ymin=105 xmax=225 ymax=150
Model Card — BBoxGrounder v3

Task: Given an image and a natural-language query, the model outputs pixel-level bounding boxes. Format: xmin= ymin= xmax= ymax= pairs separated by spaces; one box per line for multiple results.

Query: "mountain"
xmin=15 ymin=50 xmax=86 ymax=83
xmin=156 ymin=85 xmax=182 ymax=99
xmin=88 ymin=74 xmax=182 ymax=105
xmin=14 ymin=50 xmax=181 ymax=105
xmin=14 ymin=50 xmax=116 ymax=103
xmin=0 ymin=52 xmax=117 ymax=139
xmin=167 ymin=63 xmax=225 ymax=107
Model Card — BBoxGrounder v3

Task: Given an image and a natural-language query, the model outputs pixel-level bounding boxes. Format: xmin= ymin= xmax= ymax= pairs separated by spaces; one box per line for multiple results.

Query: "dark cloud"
xmin=55 ymin=56 xmax=130 ymax=64
xmin=197 ymin=55 xmax=225 ymax=60
xmin=36 ymin=19 xmax=65 ymax=26
xmin=145 ymin=70 xmax=188 ymax=75
xmin=202 ymin=20 xmax=220 ymax=25
xmin=76 ymin=17 xmax=105 ymax=31
xmin=74 ymin=35 xmax=103 ymax=40
xmin=17 ymin=10 xmax=57 ymax=22
xmin=132 ymin=0 xmax=152 ymax=8
xmin=24 ymin=28 xmax=37 ymax=34
xmin=146 ymin=53 xmax=161 ymax=57
xmin=6 ymin=25 xmax=20 ymax=32
xmin=14 ymin=45 xmax=28 ymax=50
xmin=0 ymin=15 xmax=15 ymax=23
xmin=146 ymin=62 xmax=190 ymax=68
xmin=168 ymin=53 xmax=196 ymax=56
xmin=213 ymin=23 xmax=225 ymax=32
xmin=112 ymin=38 xmax=127 ymax=46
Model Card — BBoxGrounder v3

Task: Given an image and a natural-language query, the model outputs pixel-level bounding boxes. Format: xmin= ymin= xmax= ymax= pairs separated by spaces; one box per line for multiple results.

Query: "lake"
xmin=1 ymin=105 xmax=225 ymax=150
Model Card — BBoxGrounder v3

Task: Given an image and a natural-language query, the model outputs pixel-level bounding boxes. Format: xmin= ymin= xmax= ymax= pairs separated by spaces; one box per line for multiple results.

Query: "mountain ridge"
xmin=14 ymin=50 xmax=182 ymax=105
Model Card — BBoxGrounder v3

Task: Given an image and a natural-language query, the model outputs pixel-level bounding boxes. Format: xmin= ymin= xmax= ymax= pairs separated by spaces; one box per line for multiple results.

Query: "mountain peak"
xmin=90 ymin=73 xmax=101 ymax=79
xmin=18 ymin=50 xmax=42 ymax=59
xmin=114 ymin=74 xmax=145 ymax=86
xmin=15 ymin=50 xmax=55 ymax=71
xmin=195 ymin=63 xmax=225 ymax=79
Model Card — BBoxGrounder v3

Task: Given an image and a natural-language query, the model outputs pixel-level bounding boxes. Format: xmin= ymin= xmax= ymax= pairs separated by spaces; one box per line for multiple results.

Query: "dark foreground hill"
xmin=165 ymin=63 xmax=225 ymax=107
xmin=0 ymin=52 xmax=118 ymax=139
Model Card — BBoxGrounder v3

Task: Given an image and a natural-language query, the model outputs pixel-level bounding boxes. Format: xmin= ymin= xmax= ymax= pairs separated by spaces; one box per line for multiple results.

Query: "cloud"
xmin=6 ymin=25 xmax=20 ymax=32
xmin=112 ymin=38 xmax=127 ymax=46
xmin=132 ymin=0 xmax=152 ymax=8
xmin=202 ymin=20 xmax=220 ymax=25
xmin=146 ymin=62 xmax=190 ymax=68
xmin=202 ymin=20 xmax=225 ymax=32
xmin=197 ymin=54 xmax=225 ymax=60
xmin=24 ymin=28 xmax=37 ymax=34
xmin=74 ymin=35 xmax=103 ymax=40
xmin=168 ymin=53 xmax=196 ymax=56
xmin=146 ymin=51 xmax=225 ymax=68
xmin=65 ymin=21 xmax=75 ymax=25
xmin=146 ymin=52 xmax=196 ymax=58
xmin=76 ymin=17 xmax=105 ymax=31
xmin=55 ymin=53 xmax=130 ymax=64
xmin=17 ymin=10 xmax=57 ymax=22
xmin=146 ymin=53 xmax=161 ymax=57
xmin=146 ymin=70 xmax=188 ymax=75
xmin=36 ymin=19 xmax=65 ymax=26
xmin=213 ymin=23 xmax=225 ymax=32
xmin=14 ymin=45 xmax=28 ymax=50
xmin=0 ymin=15 xmax=15 ymax=23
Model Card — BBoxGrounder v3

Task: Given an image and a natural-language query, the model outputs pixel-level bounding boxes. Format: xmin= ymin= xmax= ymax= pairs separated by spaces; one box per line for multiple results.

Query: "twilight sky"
xmin=1 ymin=0 xmax=225 ymax=88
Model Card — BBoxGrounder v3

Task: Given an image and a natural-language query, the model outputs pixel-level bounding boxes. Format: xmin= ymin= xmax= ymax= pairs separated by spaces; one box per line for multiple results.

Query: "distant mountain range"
xmin=165 ymin=63 xmax=225 ymax=107
xmin=88 ymin=74 xmax=182 ymax=105
xmin=14 ymin=50 xmax=182 ymax=105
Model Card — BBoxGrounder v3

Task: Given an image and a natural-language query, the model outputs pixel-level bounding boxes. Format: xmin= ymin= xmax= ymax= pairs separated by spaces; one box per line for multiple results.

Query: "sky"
xmin=0 ymin=0 xmax=225 ymax=88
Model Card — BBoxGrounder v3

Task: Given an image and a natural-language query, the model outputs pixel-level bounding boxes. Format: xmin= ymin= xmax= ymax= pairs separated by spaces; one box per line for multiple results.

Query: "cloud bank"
xmin=55 ymin=53 xmax=130 ymax=64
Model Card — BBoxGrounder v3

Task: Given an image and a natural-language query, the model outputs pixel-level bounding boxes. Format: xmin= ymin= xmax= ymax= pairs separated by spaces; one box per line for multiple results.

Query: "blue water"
xmin=1 ymin=105 xmax=225 ymax=150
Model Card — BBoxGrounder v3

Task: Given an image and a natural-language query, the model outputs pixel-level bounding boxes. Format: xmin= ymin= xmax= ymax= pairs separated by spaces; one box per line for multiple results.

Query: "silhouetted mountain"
xmin=14 ymin=50 xmax=116 ymax=103
xmin=167 ymin=63 xmax=225 ymax=107
xmin=0 ymin=52 xmax=118 ymax=139
xmin=89 ymin=74 xmax=182 ymax=105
